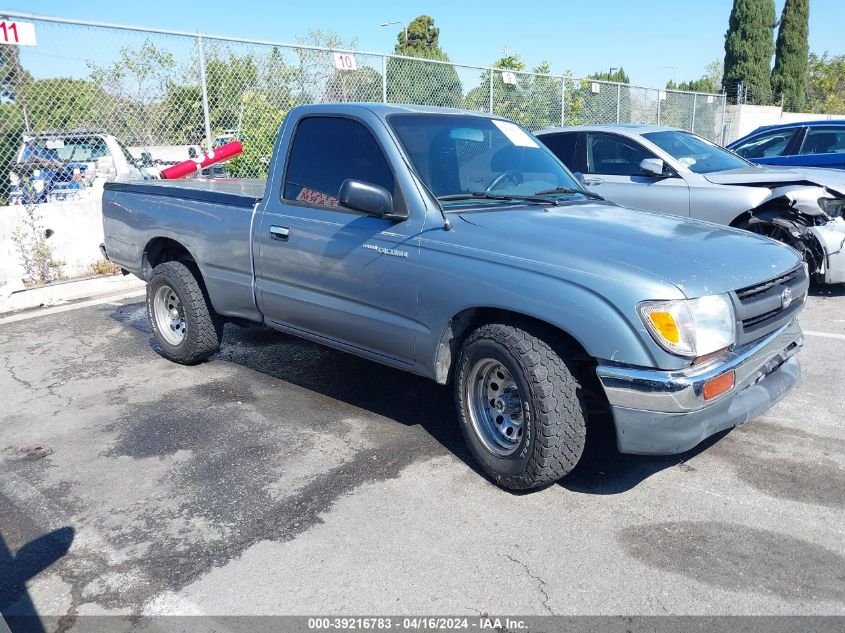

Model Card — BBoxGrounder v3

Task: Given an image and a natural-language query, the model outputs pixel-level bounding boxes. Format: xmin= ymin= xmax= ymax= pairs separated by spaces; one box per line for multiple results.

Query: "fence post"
xmin=720 ymin=92 xmax=728 ymax=145
xmin=656 ymin=89 xmax=661 ymax=125
xmin=561 ymin=78 xmax=566 ymax=126
xmin=381 ymin=55 xmax=387 ymax=103
xmin=488 ymin=69 xmax=494 ymax=114
xmin=196 ymin=35 xmax=213 ymax=152
xmin=616 ymin=83 xmax=621 ymax=123
xmin=691 ymin=93 xmax=697 ymax=134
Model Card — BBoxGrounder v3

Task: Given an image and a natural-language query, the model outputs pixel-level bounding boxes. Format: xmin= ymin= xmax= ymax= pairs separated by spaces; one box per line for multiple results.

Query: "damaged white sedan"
xmin=536 ymin=125 xmax=845 ymax=284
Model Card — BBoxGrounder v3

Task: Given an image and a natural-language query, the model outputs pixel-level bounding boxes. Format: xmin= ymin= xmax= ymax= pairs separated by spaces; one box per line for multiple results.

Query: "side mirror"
xmin=640 ymin=158 xmax=668 ymax=178
xmin=141 ymin=151 xmax=153 ymax=167
xmin=573 ymin=171 xmax=586 ymax=185
xmin=338 ymin=179 xmax=395 ymax=218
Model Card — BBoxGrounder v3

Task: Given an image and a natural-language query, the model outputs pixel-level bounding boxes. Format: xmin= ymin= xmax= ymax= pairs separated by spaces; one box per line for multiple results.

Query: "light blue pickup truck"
xmin=102 ymin=104 xmax=807 ymax=490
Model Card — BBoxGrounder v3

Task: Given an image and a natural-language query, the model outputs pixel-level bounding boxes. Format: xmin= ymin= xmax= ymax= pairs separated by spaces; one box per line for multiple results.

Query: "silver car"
xmin=536 ymin=124 xmax=845 ymax=284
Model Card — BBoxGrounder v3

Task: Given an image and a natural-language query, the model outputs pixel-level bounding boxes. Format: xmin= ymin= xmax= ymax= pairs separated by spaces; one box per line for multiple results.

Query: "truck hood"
xmin=704 ymin=165 xmax=845 ymax=195
xmin=456 ymin=202 xmax=802 ymax=298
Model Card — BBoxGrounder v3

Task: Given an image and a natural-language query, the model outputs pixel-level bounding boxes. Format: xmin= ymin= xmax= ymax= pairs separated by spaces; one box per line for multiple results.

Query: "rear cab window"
xmin=283 ymin=116 xmax=395 ymax=208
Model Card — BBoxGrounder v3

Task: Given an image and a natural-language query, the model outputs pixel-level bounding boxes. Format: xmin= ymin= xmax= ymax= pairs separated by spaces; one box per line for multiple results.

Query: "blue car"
xmin=727 ymin=120 xmax=845 ymax=169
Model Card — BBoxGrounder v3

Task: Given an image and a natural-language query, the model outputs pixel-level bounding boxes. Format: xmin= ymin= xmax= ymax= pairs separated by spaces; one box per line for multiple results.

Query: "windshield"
xmin=387 ymin=114 xmax=583 ymax=206
xmin=643 ymin=130 xmax=751 ymax=174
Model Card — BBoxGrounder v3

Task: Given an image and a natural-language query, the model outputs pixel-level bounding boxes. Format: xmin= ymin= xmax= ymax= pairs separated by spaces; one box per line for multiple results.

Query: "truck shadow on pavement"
xmin=0 ymin=527 xmax=74 ymax=633
xmin=112 ymin=305 xmax=727 ymax=495
xmin=559 ymin=414 xmax=726 ymax=495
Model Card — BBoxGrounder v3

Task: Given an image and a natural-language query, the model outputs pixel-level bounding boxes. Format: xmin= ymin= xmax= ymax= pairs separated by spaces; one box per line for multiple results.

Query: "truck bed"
xmin=102 ymin=177 xmax=267 ymax=323
xmin=105 ymin=178 xmax=266 ymax=208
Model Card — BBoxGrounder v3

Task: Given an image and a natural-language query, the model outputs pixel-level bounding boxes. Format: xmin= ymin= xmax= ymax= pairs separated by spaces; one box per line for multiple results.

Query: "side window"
xmin=798 ymin=127 xmax=845 ymax=155
xmin=283 ymin=116 xmax=394 ymax=208
xmin=540 ymin=133 xmax=578 ymax=170
xmin=733 ymin=128 xmax=798 ymax=158
xmin=586 ymin=132 xmax=655 ymax=176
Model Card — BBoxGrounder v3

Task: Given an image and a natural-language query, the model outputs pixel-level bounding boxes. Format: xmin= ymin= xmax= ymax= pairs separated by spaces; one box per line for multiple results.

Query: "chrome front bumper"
xmin=596 ymin=320 xmax=804 ymax=454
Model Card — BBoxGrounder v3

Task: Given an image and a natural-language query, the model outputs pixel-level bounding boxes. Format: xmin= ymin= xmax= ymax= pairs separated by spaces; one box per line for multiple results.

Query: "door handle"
xmin=269 ymin=225 xmax=290 ymax=242
xmin=583 ymin=177 xmax=605 ymax=186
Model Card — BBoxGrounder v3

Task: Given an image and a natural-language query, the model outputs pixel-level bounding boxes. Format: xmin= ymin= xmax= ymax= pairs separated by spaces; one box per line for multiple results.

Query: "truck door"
xmin=255 ymin=115 xmax=422 ymax=365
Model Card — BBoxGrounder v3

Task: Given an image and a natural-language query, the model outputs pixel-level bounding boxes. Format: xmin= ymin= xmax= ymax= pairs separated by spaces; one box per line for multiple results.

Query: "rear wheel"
xmin=454 ymin=322 xmax=587 ymax=490
xmin=147 ymin=261 xmax=223 ymax=364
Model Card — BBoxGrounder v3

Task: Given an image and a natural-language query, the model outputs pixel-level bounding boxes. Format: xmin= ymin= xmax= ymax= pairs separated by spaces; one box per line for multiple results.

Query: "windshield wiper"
xmin=437 ymin=192 xmax=561 ymax=206
xmin=533 ymin=186 xmax=605 ymax=201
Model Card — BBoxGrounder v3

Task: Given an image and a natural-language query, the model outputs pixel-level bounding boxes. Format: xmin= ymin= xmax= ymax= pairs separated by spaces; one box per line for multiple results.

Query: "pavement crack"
xmin=501 ymin=553 xmax=553 ymax=615
xmin=3 ymin=353 xmax=34 ymax=391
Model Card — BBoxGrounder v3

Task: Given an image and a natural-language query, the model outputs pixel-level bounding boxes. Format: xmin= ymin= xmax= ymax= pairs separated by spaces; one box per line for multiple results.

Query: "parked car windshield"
xmin=643 ymin=130 xmax=751 ymax=174
xmin=388 ymin=114 xmax=582 ymax=206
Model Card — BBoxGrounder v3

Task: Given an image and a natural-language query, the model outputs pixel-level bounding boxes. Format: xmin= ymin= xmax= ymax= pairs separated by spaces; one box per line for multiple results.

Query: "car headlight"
xmin=639 ymin=294 xmax=735 ymax=357
xmin=818 ymin=196 xmax=845 ymax=218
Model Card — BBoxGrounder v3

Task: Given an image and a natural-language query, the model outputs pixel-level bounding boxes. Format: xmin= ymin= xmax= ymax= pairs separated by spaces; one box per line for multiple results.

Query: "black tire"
xmin=454 ymin=322 xmax=587 ymax=490
xmin=146 ymin=260 xmax=223 ymax=364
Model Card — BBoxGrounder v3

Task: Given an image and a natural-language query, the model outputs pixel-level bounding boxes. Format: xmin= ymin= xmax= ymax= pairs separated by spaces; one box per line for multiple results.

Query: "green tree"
xmin=0 ymin=102 xmax=24 ymax=204
xmin=575 ymin=68 xmax=630 ymax=125
xmin=771 ymin=0 xmax=810 ymax=111
xmin=806 ymin=51 xmax=845 ymax=114
xmin=227 ymin=90 xmax=290 ymax=178
xmin=89 ymin=40 xmax=179 ymax=145
xmin=588 ymin=68 xmax=630 ymax=83
xmin=723 ymin=0 xmax=776 ymax=104
xmin=386 ymin=15 xmax=463 ymax=107
xmin=25 ymin=78 xmax=106 ymax=130
xmin=666 ymin=60 xmax=724 ymax=93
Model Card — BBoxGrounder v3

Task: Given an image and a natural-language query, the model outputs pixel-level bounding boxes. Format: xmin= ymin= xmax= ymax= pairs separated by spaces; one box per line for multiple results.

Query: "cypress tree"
xmin=771 ymin=0 xmax=810 ymax=111
xmin=723 ymin=0 xmax=777 ymax=104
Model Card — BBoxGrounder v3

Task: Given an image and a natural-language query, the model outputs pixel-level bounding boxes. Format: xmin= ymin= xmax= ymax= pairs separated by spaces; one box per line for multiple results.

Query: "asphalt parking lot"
xmin=1 ymin=285 xmax=844 ymax=623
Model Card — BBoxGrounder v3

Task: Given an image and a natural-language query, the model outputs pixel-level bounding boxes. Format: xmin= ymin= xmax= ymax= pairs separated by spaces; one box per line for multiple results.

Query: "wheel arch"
xmin=433 ymin=307 xmax=595 ymax=386
xmin=142 ymin=236 xmax=201 ymax=281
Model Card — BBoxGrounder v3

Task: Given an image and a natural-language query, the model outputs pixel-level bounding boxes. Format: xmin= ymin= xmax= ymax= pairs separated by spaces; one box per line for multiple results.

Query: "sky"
xmin=4 ymin=0 xmax=843 ymax=88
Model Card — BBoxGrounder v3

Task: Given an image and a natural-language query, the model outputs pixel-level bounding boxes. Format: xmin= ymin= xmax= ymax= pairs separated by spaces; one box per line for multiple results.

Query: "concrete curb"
xmin=0 ymin=274 xmax=146 ymax=317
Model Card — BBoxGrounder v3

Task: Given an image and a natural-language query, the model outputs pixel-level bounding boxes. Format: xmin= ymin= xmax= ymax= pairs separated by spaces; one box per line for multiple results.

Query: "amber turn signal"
xmin=702 ymin=370 xmax=735 ymax=400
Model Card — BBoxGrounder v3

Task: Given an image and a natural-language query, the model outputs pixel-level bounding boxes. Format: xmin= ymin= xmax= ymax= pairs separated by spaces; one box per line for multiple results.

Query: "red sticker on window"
xmin=296 ymin=187 xmax=339 ymax=207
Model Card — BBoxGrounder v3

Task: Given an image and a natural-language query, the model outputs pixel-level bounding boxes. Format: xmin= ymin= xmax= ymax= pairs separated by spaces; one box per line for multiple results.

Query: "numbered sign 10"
xmin=333 ymin=53 xmax=358 ymax=71
xmin=0 ymin=20 xmax=37 ymax=46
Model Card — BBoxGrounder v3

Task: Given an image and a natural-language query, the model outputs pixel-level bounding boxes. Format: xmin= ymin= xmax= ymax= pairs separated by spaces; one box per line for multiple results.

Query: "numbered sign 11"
xmin=333 ymin=53 xmax=358 ymax=71
xmin=0 ymin=20 xmax=37 ymax=46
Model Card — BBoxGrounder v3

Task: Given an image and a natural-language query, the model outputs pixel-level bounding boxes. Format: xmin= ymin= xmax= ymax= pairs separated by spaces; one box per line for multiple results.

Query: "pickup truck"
xmin=102 ymin=104 xmax=807 ymax=491
xmin=9 ymin=130 xmax=150 ymax=205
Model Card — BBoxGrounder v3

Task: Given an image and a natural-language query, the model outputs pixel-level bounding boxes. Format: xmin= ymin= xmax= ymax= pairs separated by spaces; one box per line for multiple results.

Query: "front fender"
xmin=417 ymin=248 xmax=687 ymax=381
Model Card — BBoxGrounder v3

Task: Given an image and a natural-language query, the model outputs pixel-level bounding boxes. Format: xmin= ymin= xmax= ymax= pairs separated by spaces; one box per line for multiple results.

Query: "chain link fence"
xmin=0 ymin=12 xmax=726 ymax=205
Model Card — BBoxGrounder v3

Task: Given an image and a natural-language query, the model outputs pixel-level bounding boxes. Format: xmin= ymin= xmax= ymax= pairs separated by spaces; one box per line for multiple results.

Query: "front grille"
xmin=732 ymin=265 xmax=808 ymax=346
xmin=735 ymin=268 xmax=802 ymax=301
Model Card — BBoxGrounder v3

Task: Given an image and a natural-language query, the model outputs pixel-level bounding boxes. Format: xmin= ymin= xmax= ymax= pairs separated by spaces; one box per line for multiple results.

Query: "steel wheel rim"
xmin=153 ymin=284 xmax=186 ymax=346
xmin=466 ymin=358 xmax=525 ymax=457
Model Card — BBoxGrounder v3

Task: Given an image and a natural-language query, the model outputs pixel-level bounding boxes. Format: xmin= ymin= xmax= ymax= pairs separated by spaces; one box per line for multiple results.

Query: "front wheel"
xmin=147 ymin=261 xmax=223 ymax=364
xmin=454 ymin=323 xmax=587 ymax=490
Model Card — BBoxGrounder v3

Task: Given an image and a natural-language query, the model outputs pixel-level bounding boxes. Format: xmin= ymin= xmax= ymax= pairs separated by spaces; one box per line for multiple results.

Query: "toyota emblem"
xmin=781 ymin=286 xmax=793 ymax=308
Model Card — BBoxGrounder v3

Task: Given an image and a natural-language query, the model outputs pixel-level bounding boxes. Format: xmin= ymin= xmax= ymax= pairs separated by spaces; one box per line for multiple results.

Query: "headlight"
xmin=818 ymin=196 xmax=845 ymax=218
xmin=639 ymin=294 xmax=735 ymax=357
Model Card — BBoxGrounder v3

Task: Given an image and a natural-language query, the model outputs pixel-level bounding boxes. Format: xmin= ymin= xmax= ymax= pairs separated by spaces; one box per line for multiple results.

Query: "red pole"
xmin=160 ymin=141 xmax=243 ymax=180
